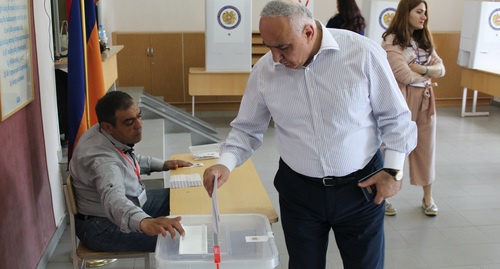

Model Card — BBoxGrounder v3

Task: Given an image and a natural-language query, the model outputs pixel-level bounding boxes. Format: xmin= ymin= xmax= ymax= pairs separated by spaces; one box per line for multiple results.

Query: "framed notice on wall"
xmin=0 ymin=0 xmax=34 ymax=121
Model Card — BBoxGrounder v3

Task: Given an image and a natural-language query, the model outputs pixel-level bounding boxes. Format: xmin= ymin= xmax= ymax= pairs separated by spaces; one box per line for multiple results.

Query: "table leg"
xmin=460 ymin=87 xmax=489 ymax=117
xmin=192 ymin=96 xmax=195 ymax=116
xmin=461 ymin=87 xmax=467 ymax=117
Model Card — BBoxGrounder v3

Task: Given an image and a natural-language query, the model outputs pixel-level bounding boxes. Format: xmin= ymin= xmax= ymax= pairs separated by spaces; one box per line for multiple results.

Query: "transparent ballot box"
xmin=155 ymin=214 xmax=279 ymax=269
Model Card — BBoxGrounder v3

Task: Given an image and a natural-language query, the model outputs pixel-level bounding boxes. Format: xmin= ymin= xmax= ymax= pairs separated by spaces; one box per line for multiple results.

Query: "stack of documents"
xmin=189 ymin=143 xmax=220 ymax=160
xmin=170 ymin=174 xmax=203 ymax=189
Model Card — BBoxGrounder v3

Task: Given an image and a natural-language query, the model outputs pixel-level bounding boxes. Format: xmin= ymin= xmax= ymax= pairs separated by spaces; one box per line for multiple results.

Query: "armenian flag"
xmin=66 ymin=0 xmax=105 ymax=163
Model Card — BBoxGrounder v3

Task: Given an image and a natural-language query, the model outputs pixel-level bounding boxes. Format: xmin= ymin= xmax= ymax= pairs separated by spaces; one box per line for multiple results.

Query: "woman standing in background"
xmin=382 ymin=0 xmax=445 ymax=216
xmin=326 ymin=0 xmax=366 ymax=35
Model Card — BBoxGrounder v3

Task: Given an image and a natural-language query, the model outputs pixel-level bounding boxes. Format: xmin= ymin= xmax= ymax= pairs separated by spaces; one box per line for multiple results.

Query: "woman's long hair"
xmin=332 ymin=0 xmax=366 ymax=33
xmin=382 ymin=0 xmax=434 ymax=53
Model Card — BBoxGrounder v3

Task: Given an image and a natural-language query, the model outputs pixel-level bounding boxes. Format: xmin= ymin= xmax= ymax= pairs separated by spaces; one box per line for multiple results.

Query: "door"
xmin=150 ymin=34 xmax=184 ymax=102
xmin=115 ymin=33 xmax=152 ymax=93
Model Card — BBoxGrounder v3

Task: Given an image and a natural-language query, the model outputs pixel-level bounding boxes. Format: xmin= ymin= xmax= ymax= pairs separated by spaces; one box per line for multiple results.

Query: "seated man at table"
xmin=69 ymin=90 xmax=191 ymax=252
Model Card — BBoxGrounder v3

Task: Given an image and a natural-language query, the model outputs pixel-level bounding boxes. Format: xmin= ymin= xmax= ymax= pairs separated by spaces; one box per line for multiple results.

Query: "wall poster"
xmin=0 ymin=0 xmax=33 ymax=121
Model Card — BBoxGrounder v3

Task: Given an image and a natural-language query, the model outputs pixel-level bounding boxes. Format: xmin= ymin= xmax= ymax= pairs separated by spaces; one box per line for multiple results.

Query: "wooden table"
xmin=188 ymin=67 xmax=250 ymax=116
xmin=460 ymin=67 xmax=500 ymax=117
xmin=169 ymin=153 xmax=278 ymax=223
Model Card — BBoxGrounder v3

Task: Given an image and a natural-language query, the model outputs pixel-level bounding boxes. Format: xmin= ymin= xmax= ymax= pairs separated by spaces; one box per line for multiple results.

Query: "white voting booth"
xmin=457 ymin=0 xmax=500 ymax=117
xmin=204 ymin=0 xmax=313 ymax=72
xmin=362 ymin=0 xmax=399 ymax=44
xmin=458 ymin=0 xmax=500 ymax=74
xmin=205 ymin=0 xmax=252 ymax=72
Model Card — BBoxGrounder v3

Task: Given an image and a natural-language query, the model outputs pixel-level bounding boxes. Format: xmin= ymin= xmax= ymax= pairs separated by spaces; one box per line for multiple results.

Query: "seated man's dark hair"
xmin=95 ymin=91 xmax=134 ymax=126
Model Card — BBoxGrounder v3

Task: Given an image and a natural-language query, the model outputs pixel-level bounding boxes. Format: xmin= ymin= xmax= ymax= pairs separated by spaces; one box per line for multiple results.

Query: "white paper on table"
xmin=170 ymin=174 xmax=202 ymax=189
xmin=212 ymin=175 xmax=221 ymax=236
xmin=179 ymin=225 xmax=208 ymax=255
xmin=193 ymin=152 xmax=220 ymax=160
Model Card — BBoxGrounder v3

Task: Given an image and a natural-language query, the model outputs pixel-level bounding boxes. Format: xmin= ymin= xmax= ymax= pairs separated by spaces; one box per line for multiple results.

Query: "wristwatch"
xmin=382 ymin=168 xmax=403 ymax=181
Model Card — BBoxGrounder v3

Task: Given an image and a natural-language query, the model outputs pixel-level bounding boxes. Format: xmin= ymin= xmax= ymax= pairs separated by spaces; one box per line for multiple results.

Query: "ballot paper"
xmin=193 ymin=152 xmax=220 ymax=160
xmin=179 ymin=225 xmax=208 ymax=255
xmin=212 ymin=174 xmax=221 ymax=243
xmin=170 ymin=174 xmax=203 ymax=189
xmin=189 ymin=144 xmax=220 ymax=160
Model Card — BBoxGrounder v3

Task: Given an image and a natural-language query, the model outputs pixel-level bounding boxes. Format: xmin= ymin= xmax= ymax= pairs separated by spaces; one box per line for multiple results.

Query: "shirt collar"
xmin=317 ymin=22 xmax=340 ymax=53
xmin=307 ymin=22 xmax=340 ymax=66
xmin=98 ymin=124 xmax=134 ymax=153
xmin=271 ymin=21 xmax=340 ymax=67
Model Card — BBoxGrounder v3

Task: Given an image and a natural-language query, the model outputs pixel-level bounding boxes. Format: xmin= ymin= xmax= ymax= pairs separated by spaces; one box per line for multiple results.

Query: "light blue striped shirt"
xmin=218 ymin=25 xmax=417 ymax=178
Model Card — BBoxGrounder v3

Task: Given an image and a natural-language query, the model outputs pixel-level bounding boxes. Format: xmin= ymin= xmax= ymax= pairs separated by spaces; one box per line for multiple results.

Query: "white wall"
xmin=424 ymin=0 xmax=467 ymax=32
xmin=35 ymin=1 xmax=66 ymax=227
xmin=108 ymin=0 xmax=333 ymax=33
xmin=104 ymin=0 xmax=466 ymax=40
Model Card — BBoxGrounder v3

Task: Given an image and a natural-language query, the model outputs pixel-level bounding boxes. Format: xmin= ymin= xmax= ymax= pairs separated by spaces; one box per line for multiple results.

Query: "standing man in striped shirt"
xmin=203 ymin=0 xmax=417 ymax=268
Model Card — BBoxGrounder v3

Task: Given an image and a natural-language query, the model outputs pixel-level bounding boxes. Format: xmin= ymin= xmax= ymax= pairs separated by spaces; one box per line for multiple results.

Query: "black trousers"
xmin=274 ymin=151 xmax=385 ymax=269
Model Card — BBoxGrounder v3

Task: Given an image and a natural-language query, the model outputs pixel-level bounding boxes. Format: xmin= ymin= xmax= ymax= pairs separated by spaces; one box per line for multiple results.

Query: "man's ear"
xmin=304 ymin=24 xmax=315 ymax=41
xmin=100 ymin=122 xmax=113 ymax=133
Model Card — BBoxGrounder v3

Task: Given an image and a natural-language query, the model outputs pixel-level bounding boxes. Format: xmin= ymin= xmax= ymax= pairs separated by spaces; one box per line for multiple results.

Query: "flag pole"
xmin=79 ymin=0 xmax=91 ymax=129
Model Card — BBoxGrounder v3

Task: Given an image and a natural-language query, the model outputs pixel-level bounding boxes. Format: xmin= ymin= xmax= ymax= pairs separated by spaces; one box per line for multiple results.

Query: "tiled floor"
xmin=47 ymin=106 xmax=500 ymax=269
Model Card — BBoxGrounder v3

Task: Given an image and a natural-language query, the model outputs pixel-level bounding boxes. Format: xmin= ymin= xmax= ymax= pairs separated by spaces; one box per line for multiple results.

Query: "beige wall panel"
xmin=150 ymin=34 xmax=184 ymax=103
xmin=183 ymin=33 xmax=216 ymax=103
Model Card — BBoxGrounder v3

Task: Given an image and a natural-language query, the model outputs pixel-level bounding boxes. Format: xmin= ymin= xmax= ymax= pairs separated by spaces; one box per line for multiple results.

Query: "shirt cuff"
xmin=150 ymin=157 xmax=165 ymax=171
xmin=383 ymin=150 xmax=406 ymax=171
xmin=129 ymin=212 xmax=151 ymax=233
xmin=217 ymin=153 xmax=238 ymax=172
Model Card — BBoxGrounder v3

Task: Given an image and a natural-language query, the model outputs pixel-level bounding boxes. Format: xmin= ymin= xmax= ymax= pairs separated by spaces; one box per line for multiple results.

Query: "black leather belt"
xmin=299 ymin=173 xmax=359 ymax=187
xmin=294 ymin=150 xmax=381 ymax=187
xmin=75 ymin=214 xmax=96 ymax=220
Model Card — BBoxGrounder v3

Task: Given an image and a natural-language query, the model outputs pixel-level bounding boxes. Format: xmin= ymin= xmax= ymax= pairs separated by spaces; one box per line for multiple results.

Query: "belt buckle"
xmin=322 ymin=177 xmax=335 ymax=186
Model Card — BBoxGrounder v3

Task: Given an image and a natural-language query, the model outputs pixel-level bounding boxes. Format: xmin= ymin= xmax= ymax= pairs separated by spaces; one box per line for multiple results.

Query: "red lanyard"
xmin=115 ymin=146 xmax=141 ymax=182
xmin=99 ymin=128 xmax=142 ymax=182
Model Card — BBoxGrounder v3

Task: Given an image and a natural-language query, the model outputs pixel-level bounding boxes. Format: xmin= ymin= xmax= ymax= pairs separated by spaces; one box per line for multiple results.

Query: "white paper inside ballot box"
xmin=179 ymin=225 xmax=208 ymax=255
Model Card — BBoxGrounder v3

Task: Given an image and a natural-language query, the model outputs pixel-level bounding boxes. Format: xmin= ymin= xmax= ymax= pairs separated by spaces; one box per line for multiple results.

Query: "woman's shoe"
xmin=422 ymin=198 xmax=438 ymax=216
xmin=385 ymin=200 xmax=397 ymax=216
